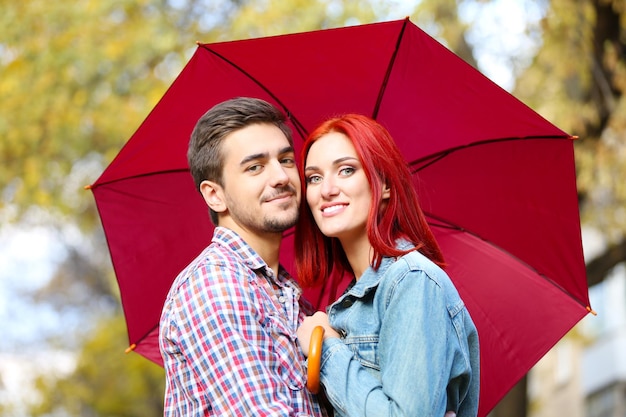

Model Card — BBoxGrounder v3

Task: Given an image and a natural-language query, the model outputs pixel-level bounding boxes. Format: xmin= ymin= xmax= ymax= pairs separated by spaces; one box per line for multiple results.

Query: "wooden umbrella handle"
xmin=306 ymin=325 xmax=325 ymax=394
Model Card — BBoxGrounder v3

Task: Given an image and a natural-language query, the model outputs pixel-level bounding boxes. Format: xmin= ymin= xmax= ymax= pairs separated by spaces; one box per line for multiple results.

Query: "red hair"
xmin=295 ymin=114 xmax=445 ymax=288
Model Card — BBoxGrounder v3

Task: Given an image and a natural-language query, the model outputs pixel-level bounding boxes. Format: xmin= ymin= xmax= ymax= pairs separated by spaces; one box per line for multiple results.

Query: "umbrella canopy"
xmin=89 ymin=18 xmax=590 ymax=416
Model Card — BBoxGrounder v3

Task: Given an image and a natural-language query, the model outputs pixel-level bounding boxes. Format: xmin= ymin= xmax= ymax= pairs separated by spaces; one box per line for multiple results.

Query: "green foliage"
xmin=0 ymin=0 xmax=209 ymax=228
xmin=227 ymin=0 xmax=379 ymax=37
xmin=412 ymin=0 xmax=477 ymax=67
xmin=28 ymin=315 xmax=165 ymax=417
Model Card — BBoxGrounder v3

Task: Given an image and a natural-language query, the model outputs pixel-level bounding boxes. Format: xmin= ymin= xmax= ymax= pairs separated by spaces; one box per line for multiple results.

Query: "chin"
xmin=266 ymin=214 xmax=298 ymax=232
xmin=319 ymin=227 xmax=342 ymax=239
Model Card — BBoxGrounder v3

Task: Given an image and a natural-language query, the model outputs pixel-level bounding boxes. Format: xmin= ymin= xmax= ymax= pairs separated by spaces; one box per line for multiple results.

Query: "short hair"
xmin=187 ymin=97 xmax=293 ymax=224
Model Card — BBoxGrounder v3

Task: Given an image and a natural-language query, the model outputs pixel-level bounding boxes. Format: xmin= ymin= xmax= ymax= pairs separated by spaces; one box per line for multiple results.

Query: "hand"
xmin=445 ymin=412 xmax=456 ymax=417
xmin=297 ymin=311 xmax=340 ymax=356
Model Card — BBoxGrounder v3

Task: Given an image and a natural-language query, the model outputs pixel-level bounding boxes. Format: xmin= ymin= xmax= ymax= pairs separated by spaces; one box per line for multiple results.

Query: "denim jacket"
xmin=319 ymin=243 xmax=480 ymax=417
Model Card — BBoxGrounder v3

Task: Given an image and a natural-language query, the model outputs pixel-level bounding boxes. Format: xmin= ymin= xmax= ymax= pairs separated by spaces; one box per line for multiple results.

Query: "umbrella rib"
xmin=198 ymin=44 xmax=309 ymax=140
xmin=409 ymin=135 xmax=571 ymax=172
xmin=372 ymin=17 xmax=410 ymax=119
xmin=91 ymin=168 xmax=190 ymax=189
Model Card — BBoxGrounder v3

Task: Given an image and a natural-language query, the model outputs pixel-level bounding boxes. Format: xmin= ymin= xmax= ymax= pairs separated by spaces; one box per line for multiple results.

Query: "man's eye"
xmin=281 ymin=157 xmax=295 ymax=165
xmin=247 ymin=164 xmax=262 ymax=172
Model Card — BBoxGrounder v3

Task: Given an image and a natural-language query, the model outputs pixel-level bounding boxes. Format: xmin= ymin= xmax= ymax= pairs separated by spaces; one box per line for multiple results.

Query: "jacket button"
xmin=341 ymin=297 xmax=354 ymax=308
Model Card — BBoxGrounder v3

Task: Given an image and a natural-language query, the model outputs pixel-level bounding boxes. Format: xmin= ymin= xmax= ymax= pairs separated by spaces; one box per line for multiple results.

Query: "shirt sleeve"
xmin=162 ymin=260 xmax=304 ymax=416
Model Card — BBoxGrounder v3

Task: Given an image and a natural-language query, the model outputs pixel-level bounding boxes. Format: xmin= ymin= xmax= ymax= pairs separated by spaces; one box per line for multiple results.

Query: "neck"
xmin=219 ymin=221 xmax=283 ymax=276
xmin=340 ymin=236 xmax=374 ymax=280
xmin=251 ymin=233 xmax=283 ymax=276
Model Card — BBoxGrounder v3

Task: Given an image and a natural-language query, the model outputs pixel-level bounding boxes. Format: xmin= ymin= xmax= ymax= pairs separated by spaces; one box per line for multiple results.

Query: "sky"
xmin=0 ymin=226 xmax=67 ymax=351
xmin=459 ymin=0 xmax=546 ymax=91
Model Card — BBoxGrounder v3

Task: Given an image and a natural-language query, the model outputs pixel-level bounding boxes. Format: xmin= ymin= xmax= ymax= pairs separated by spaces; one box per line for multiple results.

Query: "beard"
xmin=263 ymin=212 xmax=298 ymax=232
xmin=225 ymin=186 xmax=299 ymax=234
xmin=233 ymin=206 xmax=298 ymax=234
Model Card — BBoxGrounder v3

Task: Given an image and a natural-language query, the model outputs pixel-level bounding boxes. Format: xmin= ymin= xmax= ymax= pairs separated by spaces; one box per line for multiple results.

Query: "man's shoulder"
xmin=163 ymin=242 xmax=241 ymax=296
xmin=183 ymin=241 xmax=248 ymax=278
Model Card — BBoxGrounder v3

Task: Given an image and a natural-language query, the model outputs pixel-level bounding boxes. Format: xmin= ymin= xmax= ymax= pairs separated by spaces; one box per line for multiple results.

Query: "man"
xmin=159 ymin=97 xmax=325 ymax=416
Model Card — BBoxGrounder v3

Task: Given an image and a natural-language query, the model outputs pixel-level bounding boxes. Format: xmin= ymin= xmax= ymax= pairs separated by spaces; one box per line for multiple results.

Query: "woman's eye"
xmin=306 ymin=175 xmax=322 ymax=184
xmin=339 ymin=166 xmax=355 ymax=176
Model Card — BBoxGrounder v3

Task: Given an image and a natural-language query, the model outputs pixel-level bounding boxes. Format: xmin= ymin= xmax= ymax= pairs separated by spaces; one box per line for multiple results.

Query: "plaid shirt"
xmin=159 ymin=227 xmax=326 ymax=416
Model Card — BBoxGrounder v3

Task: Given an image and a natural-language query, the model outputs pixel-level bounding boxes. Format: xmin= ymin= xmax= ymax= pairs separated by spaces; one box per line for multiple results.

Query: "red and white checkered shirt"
xmin=159 ymin=227 xmax=326 ymax=416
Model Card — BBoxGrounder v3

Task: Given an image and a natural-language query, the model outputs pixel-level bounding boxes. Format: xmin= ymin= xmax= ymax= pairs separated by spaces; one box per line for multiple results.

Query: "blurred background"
xmin=1 ymin=0 xmax=624 ymax=416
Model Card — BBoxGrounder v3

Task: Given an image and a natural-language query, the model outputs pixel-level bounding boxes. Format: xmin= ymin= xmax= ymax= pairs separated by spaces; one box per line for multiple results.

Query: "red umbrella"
xmin=88 ymin=18 xmax=591 ymax=416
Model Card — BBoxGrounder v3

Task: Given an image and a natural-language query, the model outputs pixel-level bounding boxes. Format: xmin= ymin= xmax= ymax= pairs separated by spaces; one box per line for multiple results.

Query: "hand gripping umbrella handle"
xmin=306 ymin=325 xmax=325 ymax=394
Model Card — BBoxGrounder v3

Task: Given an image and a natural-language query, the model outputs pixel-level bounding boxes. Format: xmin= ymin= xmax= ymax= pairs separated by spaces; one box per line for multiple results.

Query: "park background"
xmin=1 ymin=0 xmax=625 ymax=416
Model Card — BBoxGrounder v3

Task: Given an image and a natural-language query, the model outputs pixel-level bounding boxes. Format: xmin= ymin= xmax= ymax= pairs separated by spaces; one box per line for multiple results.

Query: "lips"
xmin=266 ymin=193 xmax=294 ymax=203
xmin=321 ymin=203 xmax=347 ymax=214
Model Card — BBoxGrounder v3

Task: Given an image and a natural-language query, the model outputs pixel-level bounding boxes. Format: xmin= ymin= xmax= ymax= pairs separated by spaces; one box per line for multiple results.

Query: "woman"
xmin=295 ymin=114 xmax=480 ymax=417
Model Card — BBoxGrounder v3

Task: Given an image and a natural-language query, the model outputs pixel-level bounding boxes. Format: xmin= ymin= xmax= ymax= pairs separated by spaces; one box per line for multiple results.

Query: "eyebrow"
xmin=240 ymin=146 xmax=294 ymax=166
xmin=304 ymin=156 xmax=359 ymax=172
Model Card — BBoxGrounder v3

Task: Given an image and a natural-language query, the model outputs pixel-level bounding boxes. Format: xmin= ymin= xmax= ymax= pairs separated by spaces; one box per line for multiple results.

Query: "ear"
xmin=200 ymin=180 xmax=227 ymax=214
xmin=382 ymin=183 xmax=391 ymax=200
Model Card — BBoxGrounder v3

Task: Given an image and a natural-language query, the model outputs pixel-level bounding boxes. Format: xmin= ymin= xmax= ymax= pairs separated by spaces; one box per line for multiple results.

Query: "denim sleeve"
xmin=319 ymin=269 xmax=465 ymax=417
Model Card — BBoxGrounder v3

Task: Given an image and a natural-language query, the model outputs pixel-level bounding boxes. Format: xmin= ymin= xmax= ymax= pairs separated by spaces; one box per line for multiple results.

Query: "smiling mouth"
xmin=322 ymin=204 xmax=346 ymax=214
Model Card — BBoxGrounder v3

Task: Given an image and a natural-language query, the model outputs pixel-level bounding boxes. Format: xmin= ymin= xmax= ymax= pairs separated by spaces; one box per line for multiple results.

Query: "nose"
xmin=268 ymin=160 xmax=290 ymax=187
xmin=320 ymin=176 xmax=339 ymax=199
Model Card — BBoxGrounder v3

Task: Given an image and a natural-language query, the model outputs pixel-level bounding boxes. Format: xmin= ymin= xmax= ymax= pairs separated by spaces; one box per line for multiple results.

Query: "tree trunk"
xmin=586 ymin=237 xmax=626 ymax=287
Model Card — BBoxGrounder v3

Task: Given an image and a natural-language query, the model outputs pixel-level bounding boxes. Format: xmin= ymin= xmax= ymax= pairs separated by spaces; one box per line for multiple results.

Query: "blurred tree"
xmin=228 ymin=0 xmax=379 ymax=37
xmin=27 ymin=315 xmax=165 ymax=417
xmin=0 ymin=0 xmax=243 ymax=229
xmin=411 ymin=0 xmax=478 ymax=68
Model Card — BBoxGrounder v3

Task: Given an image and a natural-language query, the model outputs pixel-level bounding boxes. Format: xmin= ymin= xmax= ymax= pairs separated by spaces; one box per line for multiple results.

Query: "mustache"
xmin=262 ymin=185 xmax=298 ymax=202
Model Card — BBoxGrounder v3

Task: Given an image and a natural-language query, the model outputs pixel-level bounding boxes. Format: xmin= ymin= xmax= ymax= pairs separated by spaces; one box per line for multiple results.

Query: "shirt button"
xmin=341 ymin=297 xmax=354 ymax=308
xmin=278 ymin=295 xmax=286 ymax=304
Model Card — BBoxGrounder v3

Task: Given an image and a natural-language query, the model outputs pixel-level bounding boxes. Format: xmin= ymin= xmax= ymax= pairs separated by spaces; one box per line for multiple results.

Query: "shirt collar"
xmin=346 ymin=238 xmax=415 ymax=297
xmin=212 ymin=226 xmax=300 ymax=293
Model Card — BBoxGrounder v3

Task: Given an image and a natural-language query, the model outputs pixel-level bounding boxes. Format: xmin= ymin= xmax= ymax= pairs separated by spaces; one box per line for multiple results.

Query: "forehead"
xmin=306 ymin=132 xmax=357 ymax=164
xmin=222 ymin=123 xmax=292 ymax=163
